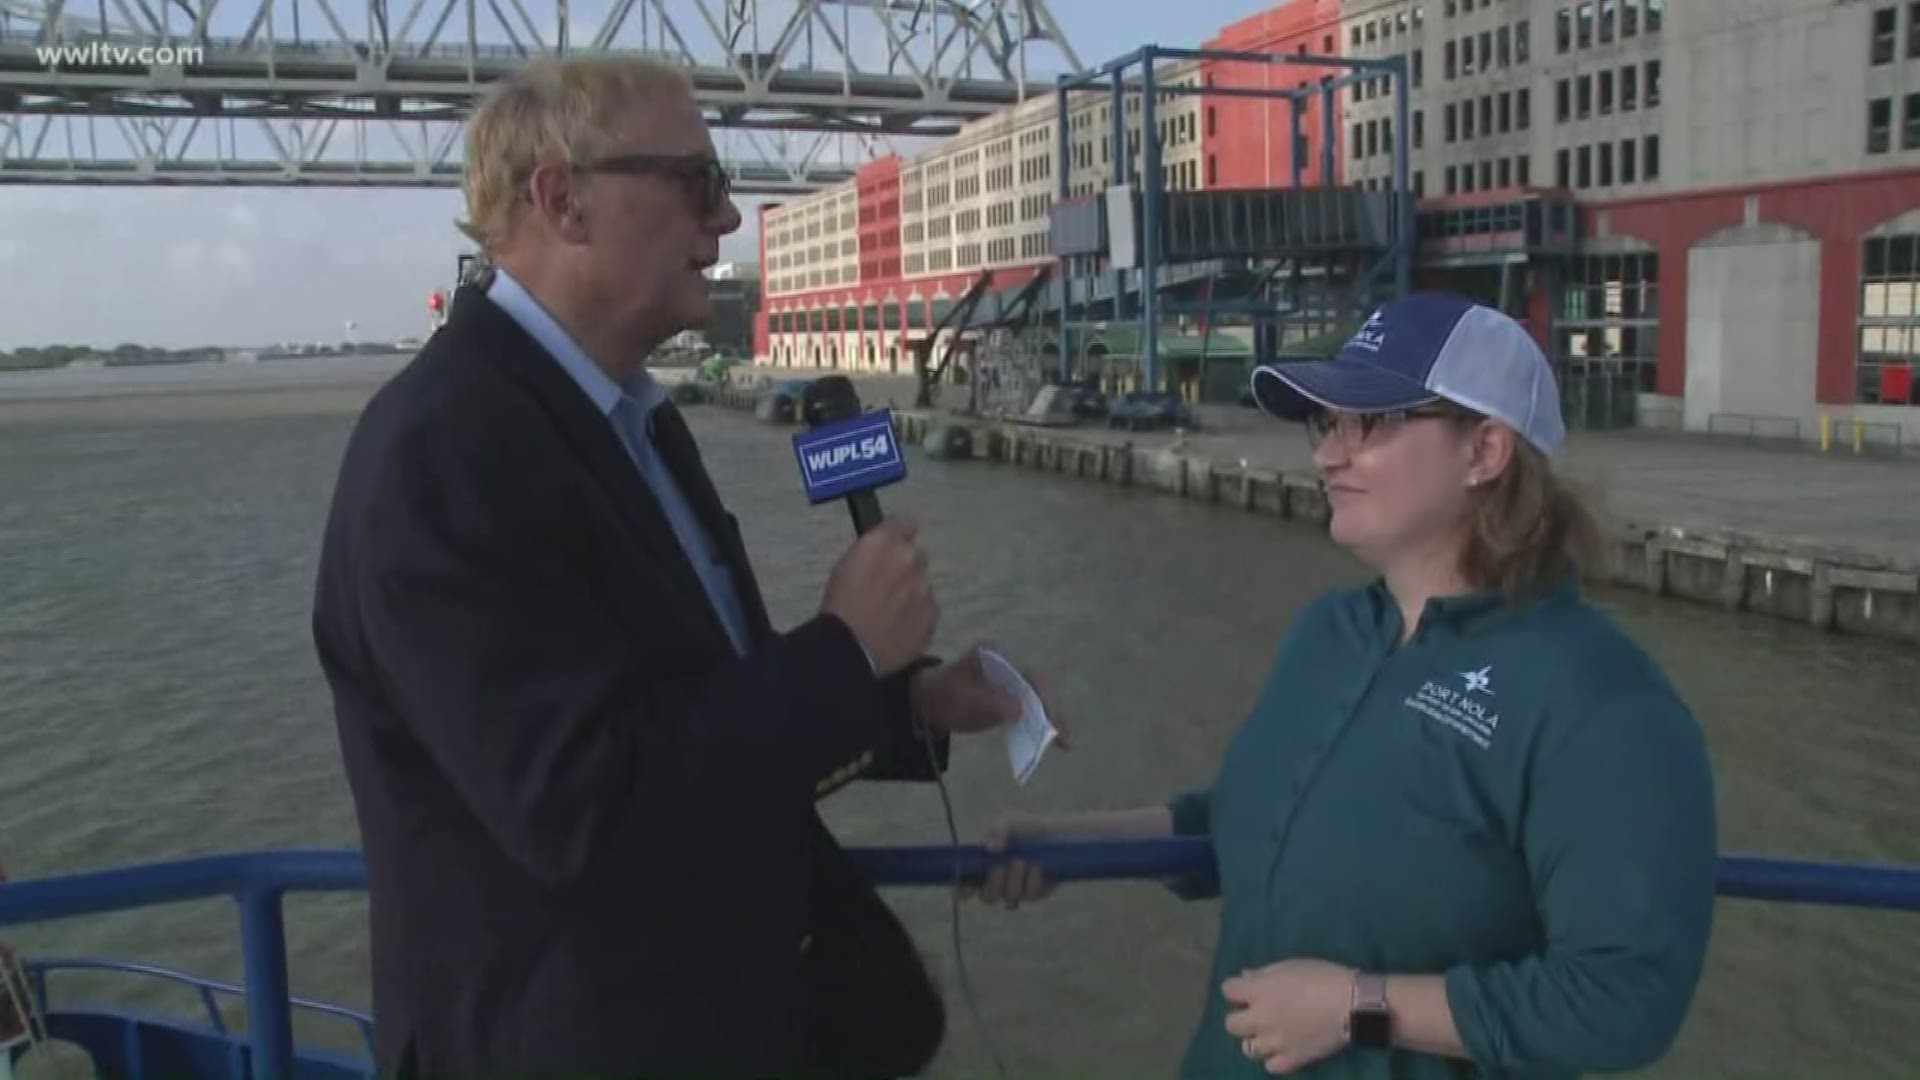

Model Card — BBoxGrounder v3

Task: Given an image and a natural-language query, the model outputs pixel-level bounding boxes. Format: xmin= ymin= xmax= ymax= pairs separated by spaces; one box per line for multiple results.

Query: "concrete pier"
xmin=704 ymin=382 xmax=1920 ymax=646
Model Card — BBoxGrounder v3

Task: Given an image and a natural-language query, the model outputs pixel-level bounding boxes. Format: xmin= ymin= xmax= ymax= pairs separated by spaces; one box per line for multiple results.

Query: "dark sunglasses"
xmin=1305 ymin=404 xmax=1460 ymax=449
xmin=582 ymin=152 xmax=732 ymax=216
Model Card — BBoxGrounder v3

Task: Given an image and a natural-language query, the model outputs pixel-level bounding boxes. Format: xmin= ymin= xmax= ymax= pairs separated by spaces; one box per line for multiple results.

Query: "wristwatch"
xmin=1346 ymin=971 xmax=1392 ymax=1049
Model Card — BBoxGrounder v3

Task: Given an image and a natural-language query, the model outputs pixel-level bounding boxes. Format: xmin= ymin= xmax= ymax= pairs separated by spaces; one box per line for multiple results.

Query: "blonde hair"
xmin=1447 ymin=405 xmax=1607 ymax=601
xmin=458 ymin=56 xmax=695 ymax=253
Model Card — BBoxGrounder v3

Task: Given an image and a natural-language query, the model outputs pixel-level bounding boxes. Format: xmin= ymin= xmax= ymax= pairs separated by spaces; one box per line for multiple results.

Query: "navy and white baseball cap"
xmin=1249 ymin=291 xmax=1566 ymax=456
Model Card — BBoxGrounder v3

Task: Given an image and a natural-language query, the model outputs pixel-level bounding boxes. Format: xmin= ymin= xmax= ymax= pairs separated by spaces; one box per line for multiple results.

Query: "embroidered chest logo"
xmin=1404 ymin=666 xmax=1500 ymax=749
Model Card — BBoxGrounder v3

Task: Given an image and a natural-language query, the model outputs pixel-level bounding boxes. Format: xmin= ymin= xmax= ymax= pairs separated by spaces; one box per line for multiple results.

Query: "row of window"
xmin=1555 ymin=136 xmax=1661 ymax=189
xmin=1554 ymin=0 xmax=1664 ymax=54
xmin=1555 ymin=62 xmax=1660 ymax=123
xmin=1444 ymin=87 xmax=1534 ymax=143
xmin=1443 ymin=20 xmax=1530 ymax=81
xmin=1866 ymin=94 xmax=1920 ymax=153
xmin=1441 ymin=155 xmax=1531 ymax=195
xmin=1869 ymin=4 xmax=1920 ymax=65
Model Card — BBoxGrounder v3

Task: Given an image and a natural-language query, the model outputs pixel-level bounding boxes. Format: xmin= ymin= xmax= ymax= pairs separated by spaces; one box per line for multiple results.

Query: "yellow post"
xmin=1820 ymin=411 xmax=1831 ymax=452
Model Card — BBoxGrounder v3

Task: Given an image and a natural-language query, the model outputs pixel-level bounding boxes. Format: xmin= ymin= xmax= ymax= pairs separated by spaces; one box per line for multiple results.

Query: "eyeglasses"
xmin=582 ymin=152 xmax=733 ymax=217
xmin=1305 ymin=405 xmax=1458 ymax=449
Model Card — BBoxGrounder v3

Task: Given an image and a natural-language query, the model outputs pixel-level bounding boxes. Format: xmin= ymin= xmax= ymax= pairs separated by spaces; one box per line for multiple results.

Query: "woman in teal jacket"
xmin=976 ymin=292 xmax=1718 ymax=1079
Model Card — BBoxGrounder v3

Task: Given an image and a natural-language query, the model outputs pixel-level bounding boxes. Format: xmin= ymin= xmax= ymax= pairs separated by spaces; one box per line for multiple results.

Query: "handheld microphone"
xmin=792 ymin=375 xmax=1008 ymax=1080
xmin=792 ymin=376 xmax=906 ymax=535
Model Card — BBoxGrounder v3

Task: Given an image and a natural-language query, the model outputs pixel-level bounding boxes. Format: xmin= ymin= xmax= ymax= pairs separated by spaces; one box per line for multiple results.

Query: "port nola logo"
xmin=1347 ymin=310 xmax=1388 ymax=354
xmin=1403 ymin=666 xmax=1499 ymax=750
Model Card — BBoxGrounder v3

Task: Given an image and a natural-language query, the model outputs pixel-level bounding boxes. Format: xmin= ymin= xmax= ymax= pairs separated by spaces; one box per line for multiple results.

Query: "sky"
xmin=0 ymin=0 xmax=1268 ymax=350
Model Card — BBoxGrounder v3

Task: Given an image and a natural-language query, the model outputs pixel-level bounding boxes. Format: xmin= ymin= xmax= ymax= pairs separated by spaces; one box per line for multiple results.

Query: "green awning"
xmin=1082 ymin=326 xmax=1253 ymax=363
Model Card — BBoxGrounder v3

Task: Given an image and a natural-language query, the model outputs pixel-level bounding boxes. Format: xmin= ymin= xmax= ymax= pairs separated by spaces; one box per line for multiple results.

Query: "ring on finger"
xmin=1242 ymin=1037 xmax=1258 ymax=1059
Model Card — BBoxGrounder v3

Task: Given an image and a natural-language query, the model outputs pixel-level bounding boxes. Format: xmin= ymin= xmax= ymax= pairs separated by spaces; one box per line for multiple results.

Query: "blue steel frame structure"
xmin=1 ymin=843 xmax=1918 ymax=1080
xmin=1052 ymin=44 xmax=1414 ymax=392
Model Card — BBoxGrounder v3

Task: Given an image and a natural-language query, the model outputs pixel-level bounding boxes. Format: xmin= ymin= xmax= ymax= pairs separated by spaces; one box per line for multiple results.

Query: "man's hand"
xmin=908 ymin=644 xmax=1069 ymax=743
xmin=820 ymin=517 xmax=937 ymax=676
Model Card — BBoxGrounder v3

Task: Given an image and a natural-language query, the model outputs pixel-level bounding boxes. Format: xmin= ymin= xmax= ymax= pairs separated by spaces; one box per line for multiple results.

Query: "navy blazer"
xmin=311 ymin=278 xmax=951 ymax=1079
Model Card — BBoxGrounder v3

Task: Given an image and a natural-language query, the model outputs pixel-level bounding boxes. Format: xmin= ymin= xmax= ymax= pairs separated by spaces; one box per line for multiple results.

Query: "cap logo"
xmin=1348 ymin=309 xmax=1388 ymax=354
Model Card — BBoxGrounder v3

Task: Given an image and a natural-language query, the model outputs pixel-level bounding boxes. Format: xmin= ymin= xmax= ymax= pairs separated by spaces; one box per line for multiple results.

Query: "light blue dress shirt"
xmin=487 ymin=268 xmax=753 ymax=658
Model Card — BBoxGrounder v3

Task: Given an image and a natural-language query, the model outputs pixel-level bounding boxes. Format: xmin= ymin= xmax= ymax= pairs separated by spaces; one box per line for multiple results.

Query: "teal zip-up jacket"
xmin=1167 ymin=574 xmax=1717 ymax=1079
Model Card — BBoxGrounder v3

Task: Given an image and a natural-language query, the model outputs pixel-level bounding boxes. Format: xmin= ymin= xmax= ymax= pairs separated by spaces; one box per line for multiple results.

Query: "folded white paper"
xmin=980 ymin=648 xmax=1056 ymax=784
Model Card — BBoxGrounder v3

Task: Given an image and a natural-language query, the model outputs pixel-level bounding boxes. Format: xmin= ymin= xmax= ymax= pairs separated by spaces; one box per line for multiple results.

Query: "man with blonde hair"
xmin=313 ymin=55 xmax=1037 ymax=1079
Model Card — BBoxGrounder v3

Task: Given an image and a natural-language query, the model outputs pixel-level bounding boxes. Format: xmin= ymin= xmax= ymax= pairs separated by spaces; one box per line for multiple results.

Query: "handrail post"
xmin=238 ymin=887 xmax=293 ymax=1080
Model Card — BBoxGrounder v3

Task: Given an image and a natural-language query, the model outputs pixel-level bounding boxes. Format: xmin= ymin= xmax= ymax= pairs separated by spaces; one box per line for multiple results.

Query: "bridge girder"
xmin=0 ymin=0 xmax=1082 ymax=188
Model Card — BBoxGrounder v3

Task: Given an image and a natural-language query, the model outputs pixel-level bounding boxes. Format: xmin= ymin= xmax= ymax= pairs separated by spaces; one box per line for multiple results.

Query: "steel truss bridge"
xmin=0 ymin=0 xmax=1082 ymax=190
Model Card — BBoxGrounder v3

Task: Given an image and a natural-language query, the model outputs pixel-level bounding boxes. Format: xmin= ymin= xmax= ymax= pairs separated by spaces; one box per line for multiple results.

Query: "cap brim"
xmin=1250 ymin=358 xmax=1439 ymax=420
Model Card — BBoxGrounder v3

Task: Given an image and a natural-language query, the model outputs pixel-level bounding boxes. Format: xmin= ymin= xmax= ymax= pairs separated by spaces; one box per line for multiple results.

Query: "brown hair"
xmin=1442 ymin=403 xmax=1608 ymax=601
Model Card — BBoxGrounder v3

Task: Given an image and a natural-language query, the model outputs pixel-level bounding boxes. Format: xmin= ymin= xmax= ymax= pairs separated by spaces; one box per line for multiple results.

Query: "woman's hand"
xmin=1221 ymin=959 xmax=1356 ymax=1074
xmin=966 ymin=813 xmax=1061 ymax=909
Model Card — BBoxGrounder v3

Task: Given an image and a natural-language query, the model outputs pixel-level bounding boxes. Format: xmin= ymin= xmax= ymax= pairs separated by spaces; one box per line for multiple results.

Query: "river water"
xmin=0 ymin=399 xmax=1914 ymax=1078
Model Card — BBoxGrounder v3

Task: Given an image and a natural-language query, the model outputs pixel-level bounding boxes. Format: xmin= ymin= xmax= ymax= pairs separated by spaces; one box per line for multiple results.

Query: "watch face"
xmin=1350 ymin=1008 xmax=1392 ymax=1048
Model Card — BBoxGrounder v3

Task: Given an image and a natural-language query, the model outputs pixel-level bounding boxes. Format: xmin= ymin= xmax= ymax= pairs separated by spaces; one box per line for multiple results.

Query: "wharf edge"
xmin=701 ymin=384 xmax=1920 ymax=647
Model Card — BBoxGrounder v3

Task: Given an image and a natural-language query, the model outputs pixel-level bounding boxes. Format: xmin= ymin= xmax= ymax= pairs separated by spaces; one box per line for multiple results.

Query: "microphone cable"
xmin=919 ymin=717 xmax=1011 ymax=1080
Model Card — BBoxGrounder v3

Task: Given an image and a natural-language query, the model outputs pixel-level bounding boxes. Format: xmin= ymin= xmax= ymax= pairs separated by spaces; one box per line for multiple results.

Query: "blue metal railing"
xmin=2 ymin=842 xmax=1918 ymax=1080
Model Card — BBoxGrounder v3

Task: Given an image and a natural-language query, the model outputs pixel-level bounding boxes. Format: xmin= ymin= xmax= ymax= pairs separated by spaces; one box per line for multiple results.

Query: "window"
xmin=1498 ymin=26 xmax=1511 ymax=67
xmin=1481 ymin=95 xmax=1493 ymax=134
xmin=1559 ymin=252 xmax=1661 ymax=398
xmin=1857 ymin=232 xmax=1920 ymax=404
xmin=1414 ymin=170 xmax=1425 ymax=197
xmin=1463 ymin=35 xmax=1475 ymax=75
xmin=1907 ymin=93 xmax=1920 ymax=149
xmin=1578 ymin=144 xmax=1592 ymax=187
xmin=1623 ymin=66 xmax=1638 ymax=111
xmin=1557 ymin=147 xmax=1571 ymax=186
xmin=1870 ymin=98 xmax=1894 ymax=153
xmin=1600 ymin=0 xmax=1615 ymax=43
xmin=1479 ymin=161 xmax=1492 ymax=189
xmin=1447 ymin=102 xmax=1459 ymax=142
xmin=1911 ymin=2 xmax=1920 ymax=57
xmin=1577 ymin=0 xmax=1593 ymax=48
xmin=1446 ymin=40 xmax=1457 ymax=78
xmin=1517 ymin=20 xmax=1530 ymax=62
xmin=1644 ymin=134 xmax=1660 ymax=178
xmin=1622 ymin=137 xmax=1638 ymax=182
xmin=1500 ymin=91 xmax=1512 ymax=132
xmin=1519 ymin=88 xmax=1532 ymax=129
xmin=1354 ymin=124 xmax=1365 ymax=158
xmin=1646 ymin=60 xmax=1661 ymax=106
xmin=1647 ymin=0 xmax=1662 ymax=31
xmin=1599 ymin=141 xmax=1613 ymax=185
xmin=1414 ymin=50 xmax=1424 ymax=88
xmin=1519 ymin=156 xmax=1531 ymax=185
xmin=1499 ymin=158 xmax=1512 ymax=187
xmin=1479 ymin=30 xmax=1492 ymax=69
xmin=1623 ymin=0 xmax=1638 ymax=36
xmin=1557 ymin=79 xmax=1571 ymax=122
xmin=1557 ymin=7 xmax=1571 ymax=53
xmin=1465 ymin=100 xmax=1476 ymax=139
xmin=1600 ymin=70 xmax=1614 ymax=114
xmin=1415 ymin=110 xmax=1425 ymax=148
xmin=1873 ymin=7 xmax=1896 ymax=64
xmin=1578 ymin=75 xmax=1592 ymax=119
xmin=1446 ymin=165 xmax=1458 ymax=194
